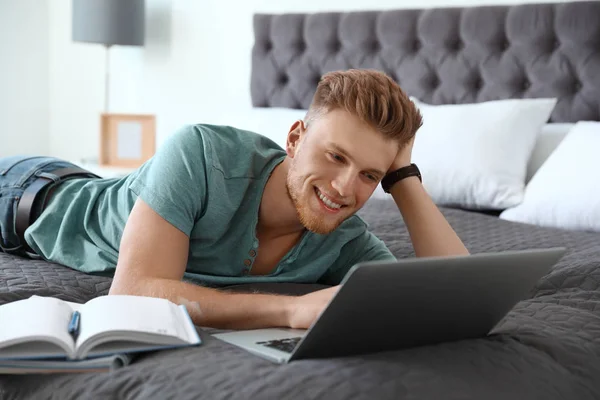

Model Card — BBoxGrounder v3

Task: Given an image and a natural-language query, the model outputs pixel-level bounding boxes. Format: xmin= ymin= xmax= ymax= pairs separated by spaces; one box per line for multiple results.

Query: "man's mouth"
xmin=314 ymin=187 xmax=347 ymax=212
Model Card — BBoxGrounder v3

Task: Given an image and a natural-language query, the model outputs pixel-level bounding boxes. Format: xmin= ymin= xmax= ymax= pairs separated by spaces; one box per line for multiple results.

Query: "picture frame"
xmin=99 ymin=113 xmax=156 ymax=168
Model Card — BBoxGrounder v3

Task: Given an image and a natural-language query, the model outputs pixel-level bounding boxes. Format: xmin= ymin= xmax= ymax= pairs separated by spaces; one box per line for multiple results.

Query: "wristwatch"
xmin=381 ymin=163 xmax=422 ymax=193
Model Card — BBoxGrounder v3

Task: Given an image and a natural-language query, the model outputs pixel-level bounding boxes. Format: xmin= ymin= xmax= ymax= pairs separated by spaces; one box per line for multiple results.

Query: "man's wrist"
xmin=277 ymin=295 xmax=297 ymax=328
xmin=388 ymin=174 xmax=422 ymax=194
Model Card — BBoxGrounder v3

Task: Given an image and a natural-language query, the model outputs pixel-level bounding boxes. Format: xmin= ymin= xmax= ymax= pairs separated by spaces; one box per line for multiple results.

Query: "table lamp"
xmin=72 ymin=0 xmax=145 ymax=113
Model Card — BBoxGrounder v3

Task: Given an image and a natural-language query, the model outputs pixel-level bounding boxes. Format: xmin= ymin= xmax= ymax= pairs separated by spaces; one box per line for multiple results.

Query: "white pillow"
xmin=526 ymin=123 xmax=573 ymax=183
xmin=500 ymin=121 xmax=600 ymax=232
xmin=410 ymin=98 xmax=557 ymax=209
xmin=371 ymin=122 xmax=571 ymax=201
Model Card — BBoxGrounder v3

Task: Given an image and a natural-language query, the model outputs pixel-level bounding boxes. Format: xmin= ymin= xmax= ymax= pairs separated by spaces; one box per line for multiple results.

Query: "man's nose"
xmin=331 ymin=170 xmax=356 ymax=198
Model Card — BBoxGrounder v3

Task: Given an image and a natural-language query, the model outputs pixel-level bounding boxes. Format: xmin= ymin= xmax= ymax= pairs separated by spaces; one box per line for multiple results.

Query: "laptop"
xmin=213 ymin=247 xmax=566 ymax=364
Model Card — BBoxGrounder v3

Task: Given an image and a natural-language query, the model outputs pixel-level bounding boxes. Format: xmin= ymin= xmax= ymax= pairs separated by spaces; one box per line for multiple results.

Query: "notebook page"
xmin=77 ymin=295 xmax=190 ymax=347
xmin=0 ymin=296 xmax=75 ymax=357
xmin=30 ymin=295 xmax=83 ymax=312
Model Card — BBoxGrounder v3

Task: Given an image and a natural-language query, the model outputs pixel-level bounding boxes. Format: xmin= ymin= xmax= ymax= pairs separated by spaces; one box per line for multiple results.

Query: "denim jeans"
xmin=0 ymin=155 xmax=85 ymax=258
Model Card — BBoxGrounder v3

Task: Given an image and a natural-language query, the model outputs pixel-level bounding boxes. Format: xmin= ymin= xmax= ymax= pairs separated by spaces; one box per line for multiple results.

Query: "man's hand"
xmin=286 ymin=285 xmax=341 ymax=329
xmin=388 ymin=135 xmax=416 ymax=172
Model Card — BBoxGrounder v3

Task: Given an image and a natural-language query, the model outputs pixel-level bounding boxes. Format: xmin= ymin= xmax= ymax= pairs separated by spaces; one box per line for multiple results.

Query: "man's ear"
xmin=286 ymin=119 xmax=306 ymax=158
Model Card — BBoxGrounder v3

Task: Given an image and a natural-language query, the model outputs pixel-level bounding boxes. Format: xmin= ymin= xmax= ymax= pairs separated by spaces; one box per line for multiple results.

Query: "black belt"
xmin=15 ymin=166 xmax=101 ymax=254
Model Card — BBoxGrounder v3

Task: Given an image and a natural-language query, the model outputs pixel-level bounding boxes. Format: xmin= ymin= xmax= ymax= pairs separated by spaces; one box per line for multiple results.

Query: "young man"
xmin=0 ymin=69 xmax=468 ymax=330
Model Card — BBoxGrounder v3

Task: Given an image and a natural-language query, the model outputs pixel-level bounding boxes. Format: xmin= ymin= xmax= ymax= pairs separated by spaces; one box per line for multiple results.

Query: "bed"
xmin=2 ymin=1 xmax=600 ymax=399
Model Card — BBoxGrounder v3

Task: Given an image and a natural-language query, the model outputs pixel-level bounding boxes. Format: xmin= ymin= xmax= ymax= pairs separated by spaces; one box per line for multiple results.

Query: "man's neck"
xmin=257 ymin=158 xmax=306 ymax=240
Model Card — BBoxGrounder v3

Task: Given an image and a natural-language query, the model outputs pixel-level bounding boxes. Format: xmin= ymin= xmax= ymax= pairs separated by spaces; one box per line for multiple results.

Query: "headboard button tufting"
xmin=333 ymin=40 xmax=342 ymax=52
xmin=251 ymin=2 xmax=600 ymax=122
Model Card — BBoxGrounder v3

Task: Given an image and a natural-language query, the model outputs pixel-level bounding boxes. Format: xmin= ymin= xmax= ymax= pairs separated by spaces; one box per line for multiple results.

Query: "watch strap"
xmin=381 ymin=163 xmax=421 ymax=193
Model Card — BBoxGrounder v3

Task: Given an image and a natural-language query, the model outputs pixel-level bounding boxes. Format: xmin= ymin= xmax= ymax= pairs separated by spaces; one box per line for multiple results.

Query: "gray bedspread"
xmin=1 ymin=198 xmax=599 ymax=400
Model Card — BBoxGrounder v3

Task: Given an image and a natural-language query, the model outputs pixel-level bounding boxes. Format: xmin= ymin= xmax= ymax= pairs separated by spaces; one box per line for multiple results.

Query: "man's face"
xmin=285 ymin=108 xmax=397 ymax=234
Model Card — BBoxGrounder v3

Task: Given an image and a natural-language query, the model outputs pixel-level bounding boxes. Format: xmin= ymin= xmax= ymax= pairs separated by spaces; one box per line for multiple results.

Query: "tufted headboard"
xmin=251 ymin=1 xmax=600 ymax=123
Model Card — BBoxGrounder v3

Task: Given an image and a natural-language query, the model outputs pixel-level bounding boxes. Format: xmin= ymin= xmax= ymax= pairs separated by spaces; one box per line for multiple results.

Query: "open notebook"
xmin=0 ymin=295 xmax=201 ymax=373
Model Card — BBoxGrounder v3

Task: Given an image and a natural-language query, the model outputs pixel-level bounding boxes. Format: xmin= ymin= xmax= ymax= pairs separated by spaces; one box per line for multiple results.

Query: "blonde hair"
xmin=305 ymin=69 xmax=422 ymax=145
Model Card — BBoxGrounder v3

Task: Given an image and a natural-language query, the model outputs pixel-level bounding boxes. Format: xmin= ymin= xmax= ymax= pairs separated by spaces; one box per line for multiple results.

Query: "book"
xmin=0 ymin=294 xmax=201 ymax=373
xmin=0 ymin=353 xmax=134 ymax=374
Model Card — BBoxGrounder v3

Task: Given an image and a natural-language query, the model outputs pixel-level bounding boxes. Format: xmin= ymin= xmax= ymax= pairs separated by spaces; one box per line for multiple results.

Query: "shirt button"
xmin=242 ymin=268 xmax=250 ymax=275
xmin=244 ymin=259 xmax=252 ymax=266
xmin=249 ymin=249 xmax=257 ymax=257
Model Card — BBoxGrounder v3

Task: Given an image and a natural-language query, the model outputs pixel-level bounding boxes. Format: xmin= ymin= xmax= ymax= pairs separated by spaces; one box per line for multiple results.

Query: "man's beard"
xmin=285 ymin=171 xmax=345 ymax=235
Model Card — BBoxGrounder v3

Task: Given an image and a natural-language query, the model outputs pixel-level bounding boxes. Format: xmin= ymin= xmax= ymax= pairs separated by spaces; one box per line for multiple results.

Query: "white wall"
xmin=5 ymin=0 xmax=578 ymax=160
xmin=0 ymin=0 xmax=50 ymax=157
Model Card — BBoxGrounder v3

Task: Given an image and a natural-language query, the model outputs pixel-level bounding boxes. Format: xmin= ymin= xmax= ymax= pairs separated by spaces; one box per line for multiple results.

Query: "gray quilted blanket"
xmin=1 ymin=198 xmax=599 ymax=400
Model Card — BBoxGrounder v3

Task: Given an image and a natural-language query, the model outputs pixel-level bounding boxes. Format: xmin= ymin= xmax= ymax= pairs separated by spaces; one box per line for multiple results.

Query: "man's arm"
xmin=389 ymin=176 xmax=469 ymax=257
xmin=109 ymin=198 xmax=336 ymax=330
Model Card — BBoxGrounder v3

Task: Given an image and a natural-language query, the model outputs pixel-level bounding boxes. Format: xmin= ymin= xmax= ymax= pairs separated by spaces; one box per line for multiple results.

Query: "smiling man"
xmin=0 ymin=69 xmax=468 ymax=330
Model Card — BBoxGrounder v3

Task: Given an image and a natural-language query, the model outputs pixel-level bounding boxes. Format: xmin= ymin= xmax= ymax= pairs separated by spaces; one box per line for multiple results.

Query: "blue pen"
xmin=68 ymin=311 xmax=81 ymax=341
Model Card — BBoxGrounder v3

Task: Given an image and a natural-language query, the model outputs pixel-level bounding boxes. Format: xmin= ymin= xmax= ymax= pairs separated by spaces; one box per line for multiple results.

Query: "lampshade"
xmin=72 ymin=0 xmax=145 ymax=47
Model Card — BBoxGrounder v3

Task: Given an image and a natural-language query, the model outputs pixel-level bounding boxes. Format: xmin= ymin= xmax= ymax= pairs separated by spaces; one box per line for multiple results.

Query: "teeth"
xmin=316 ymin=189 xmax=343 ymax=209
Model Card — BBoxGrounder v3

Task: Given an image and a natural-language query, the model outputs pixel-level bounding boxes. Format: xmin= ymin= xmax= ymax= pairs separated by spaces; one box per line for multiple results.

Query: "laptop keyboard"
xmin=256 ymin=337 xmax=302 ymax=353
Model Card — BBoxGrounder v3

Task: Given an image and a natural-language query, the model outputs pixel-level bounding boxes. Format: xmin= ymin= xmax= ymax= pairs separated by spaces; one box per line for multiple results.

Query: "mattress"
xmin=1 ymin=197 xmax=599 ymax=400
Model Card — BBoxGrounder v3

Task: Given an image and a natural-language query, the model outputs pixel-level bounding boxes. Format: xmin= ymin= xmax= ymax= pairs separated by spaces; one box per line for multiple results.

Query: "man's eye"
xmin=330 ymin=153 xmax=344 ymax=162
xmin=365 ymin=173 xmax=378 ymax=182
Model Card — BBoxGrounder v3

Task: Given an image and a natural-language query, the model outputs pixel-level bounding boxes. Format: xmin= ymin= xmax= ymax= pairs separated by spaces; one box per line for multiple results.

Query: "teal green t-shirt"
xmin=25 ymin=124 xmax=396 ymax=286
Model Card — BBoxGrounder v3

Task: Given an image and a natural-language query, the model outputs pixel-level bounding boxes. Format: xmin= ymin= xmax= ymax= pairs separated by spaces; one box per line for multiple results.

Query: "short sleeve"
xmin=319 ymin=230 xmax=396 ymax=285
xmin=128 ymin=125 xmax=209 ymax=236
